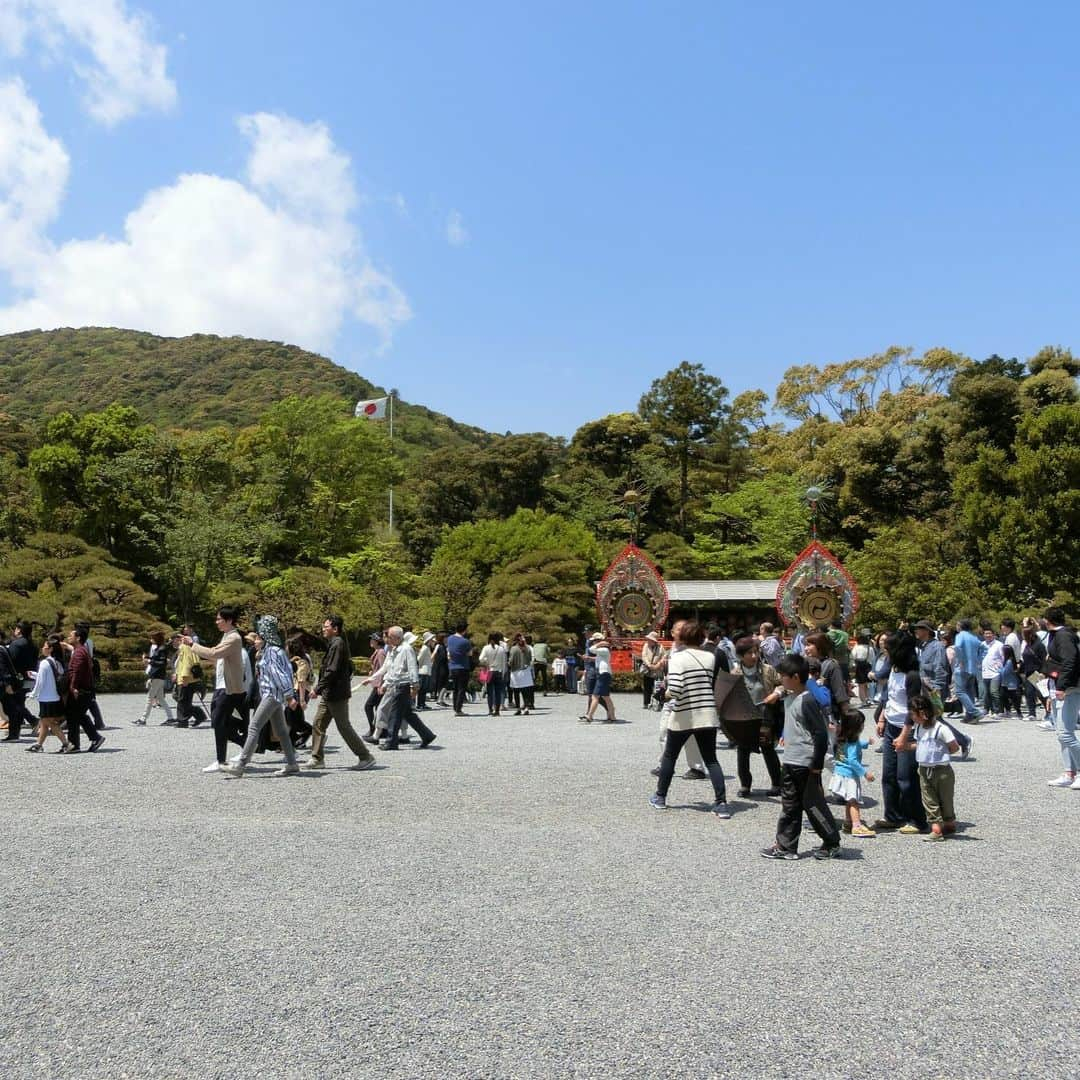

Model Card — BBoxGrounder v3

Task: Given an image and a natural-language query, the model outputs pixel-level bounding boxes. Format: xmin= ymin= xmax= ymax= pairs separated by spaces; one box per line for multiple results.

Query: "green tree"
xmin=0 ymin=532 xmax=161 ymax=667
xmin=693 ymin=475 xmax=811 ymax=578
xmin=232 ymin=395 xmax=399 ymax=564
xmin=469 ymin=550 xmax=594 ymax=640
xmin=638 ymin=362 xmax=733 ymax=535
xmin=327 ymin=540 xmax=418 ymax=631
xmin=846 ymin=519 xmax=988 ymax=628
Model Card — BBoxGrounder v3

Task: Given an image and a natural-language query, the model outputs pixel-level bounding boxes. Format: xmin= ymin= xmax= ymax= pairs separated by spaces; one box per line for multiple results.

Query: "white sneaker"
xmin=228 ymin=754 xmax=243 ymax=764
xmin=1038 ymin=720 xmax=1055 ymax=731
xmin=1048 ymin=774 xmax=1075 ymax=787
xmin=201 ymin=761 xmax=223 ymax=773
xmin=1071 ymin=776 xmax=1080 ymax=790
xmin=273 ymin=765 xmax=300 ymax=777
xmin=220 ymin=763 xmax=244 ymax=778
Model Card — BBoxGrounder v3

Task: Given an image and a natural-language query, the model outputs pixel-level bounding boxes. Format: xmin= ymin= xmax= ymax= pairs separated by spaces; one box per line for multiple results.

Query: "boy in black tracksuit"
xmin=762 ymin=654 xmax=841 ymax=861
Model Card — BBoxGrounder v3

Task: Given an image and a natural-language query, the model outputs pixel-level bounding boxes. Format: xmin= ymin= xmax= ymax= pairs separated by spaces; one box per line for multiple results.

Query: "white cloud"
xmin=446 ymin=208 xmax=469 ymax=247
xmin=0 ymin=111 xmax=411 ymax=350
xmin=0 ymin=0 xmax=176 ymax=124
xmin=0 ymin=78 xmax=69 ymax=281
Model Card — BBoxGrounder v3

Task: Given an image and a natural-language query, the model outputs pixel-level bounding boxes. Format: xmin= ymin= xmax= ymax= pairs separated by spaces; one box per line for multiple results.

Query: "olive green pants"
xmin=918 ymin=764 xmax=956 ymax=825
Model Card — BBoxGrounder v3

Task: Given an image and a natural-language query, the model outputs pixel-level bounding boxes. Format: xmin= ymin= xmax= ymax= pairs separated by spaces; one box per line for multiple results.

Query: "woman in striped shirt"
xmin=650 ymin=620 xmax=730 ymax=818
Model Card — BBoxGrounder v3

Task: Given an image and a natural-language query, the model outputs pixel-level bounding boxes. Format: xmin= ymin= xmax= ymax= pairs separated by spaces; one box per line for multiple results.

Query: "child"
xmin=761 ymin=655 xmax=842 ymax=861
xmin=910 ymin=694 xmax=960 ymax=842
xmin=552 ymin=651 xmax=567 ymax=694
xmin=829 ymin=711 xmax=876 ymax=837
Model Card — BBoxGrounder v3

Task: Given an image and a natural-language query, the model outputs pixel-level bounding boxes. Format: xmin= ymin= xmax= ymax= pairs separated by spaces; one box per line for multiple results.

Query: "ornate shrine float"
xmin=594 ymin=543 xmax=670 ymax=672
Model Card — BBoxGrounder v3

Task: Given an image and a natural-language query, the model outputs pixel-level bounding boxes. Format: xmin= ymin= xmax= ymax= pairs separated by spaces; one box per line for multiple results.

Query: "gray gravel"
xmin=1 ymin=690 xmax=1077 ymax=1079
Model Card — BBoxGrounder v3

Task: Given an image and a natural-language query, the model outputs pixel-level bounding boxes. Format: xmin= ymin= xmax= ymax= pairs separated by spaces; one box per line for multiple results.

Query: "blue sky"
xmin=1 ymin=2 xmax=1077 ymax=435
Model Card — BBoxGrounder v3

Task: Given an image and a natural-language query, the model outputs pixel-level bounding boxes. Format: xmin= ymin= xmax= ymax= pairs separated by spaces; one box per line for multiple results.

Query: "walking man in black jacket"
xmin=303 ymin=615 xmax=374 ymax=770
xmin=2 ymin=622 xmax=38 ymax=742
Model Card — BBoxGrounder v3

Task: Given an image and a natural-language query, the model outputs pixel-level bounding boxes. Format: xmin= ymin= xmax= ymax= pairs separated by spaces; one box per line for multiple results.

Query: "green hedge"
xmin=96 ymin=670 xmax=150 ymax=694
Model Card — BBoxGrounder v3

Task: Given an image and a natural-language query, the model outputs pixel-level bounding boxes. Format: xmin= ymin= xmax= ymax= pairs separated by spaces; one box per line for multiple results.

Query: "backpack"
xmin=50 ymin=657 xmax=70 ymax=699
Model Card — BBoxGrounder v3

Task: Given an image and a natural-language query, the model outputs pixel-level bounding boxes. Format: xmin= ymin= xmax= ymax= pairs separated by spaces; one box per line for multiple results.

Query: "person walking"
xmin=25 ymin=637 xmax=73 ymax=753
xmin=172 ymin=633 xmax=206 ymax=728
xmin=380 ymin=626 xmax=437 ymax=751
xmin=649 ymin=620 xmax=730 ymax=817
xmin=761 ymin=654 xmax=842 ymax=860
xmin=137 ymin=631 xmax=175 ymax=726
xmin=185 ymin=606 xmax=248 ymax=774
xmin=67 ymin=626 xmax=104 ymax=752
xmin=1043 ymin=607 xmax=1080 ymax=790
xmin=582 ymin=632 xmax=616 ymax=723
xmin=303 ymin=615 xmax=374 ymax=770
xmin=222 ymin=616 xmax=302 ymax=777
xmin=2 ymin=621 xmax=39 ymax=741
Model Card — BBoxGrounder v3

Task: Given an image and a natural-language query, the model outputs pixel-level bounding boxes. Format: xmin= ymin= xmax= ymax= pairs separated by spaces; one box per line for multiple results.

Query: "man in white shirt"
xmin=380 ymin=627 xmax=437 ymax=751
xmin=980 ymin=625 xmax=1006 ymax=719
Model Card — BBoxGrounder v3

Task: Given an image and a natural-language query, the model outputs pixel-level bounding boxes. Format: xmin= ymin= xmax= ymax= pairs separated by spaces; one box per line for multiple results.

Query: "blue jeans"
xmin=1053 ymin=690 xmax=1080 ymax=773
xmin=881 ymin=722 xmax=927 ymax=829
xmin=486 ymin=671 xmax=505 ymax=713
xmin=954 ymin=671 xmax=984 ymax=721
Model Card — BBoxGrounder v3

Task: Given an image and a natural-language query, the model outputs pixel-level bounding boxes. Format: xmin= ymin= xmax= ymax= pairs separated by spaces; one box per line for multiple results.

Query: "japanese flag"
xmin=354 ymin=396 xmax=388 ymax=420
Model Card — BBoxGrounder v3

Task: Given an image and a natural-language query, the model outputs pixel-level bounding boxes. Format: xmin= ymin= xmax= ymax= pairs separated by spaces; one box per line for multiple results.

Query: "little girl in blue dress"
xmin=829 ymin=711 xmax=876 ymax=836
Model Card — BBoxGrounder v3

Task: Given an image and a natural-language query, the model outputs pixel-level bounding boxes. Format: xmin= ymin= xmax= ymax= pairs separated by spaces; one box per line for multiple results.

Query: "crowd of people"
xmin=640 ymin=607 xmax=1079 ymax=859
xmin=2 ymin=604 xmax=1076 ymax=858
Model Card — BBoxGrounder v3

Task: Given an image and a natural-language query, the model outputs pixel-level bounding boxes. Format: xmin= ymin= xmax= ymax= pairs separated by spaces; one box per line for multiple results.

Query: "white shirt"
xmin=479 ymin=643 xmax=508 ymax=675
xmin=593 ymin=646 xmax=611 ymax=676
xmin=981 ymin=640 xmax=1005 ymax=679
xmin=916 ymin=721 xmax=954 ymax=766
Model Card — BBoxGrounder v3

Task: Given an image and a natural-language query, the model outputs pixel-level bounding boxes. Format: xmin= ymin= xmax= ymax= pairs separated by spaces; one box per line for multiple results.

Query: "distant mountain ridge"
xmin=0 ymin=327 xmax=489 ymax=455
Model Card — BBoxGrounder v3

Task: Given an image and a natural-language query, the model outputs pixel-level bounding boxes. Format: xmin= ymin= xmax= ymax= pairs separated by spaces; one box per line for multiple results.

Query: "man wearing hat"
xmin=914 ymin=620 xmax=972 ymax=759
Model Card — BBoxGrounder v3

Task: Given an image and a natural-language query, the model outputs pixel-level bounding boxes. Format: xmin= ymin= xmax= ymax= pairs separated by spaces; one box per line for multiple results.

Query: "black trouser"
xmin=642 ymin=674 xmax=655 ymax=708
xmin=66 ymin=694 xmax=97 ymax=749
xmin=736 ymin=744 xmax=782 ymax=790
xmin=533 ymin=663 xmax=548 ymax=693
xmin=451 ymin=669 xmax=469 ymax=713
xmin=4 ymin=688 xmax=31 ymax=737
xmin=516 ymin=687 xmax=535 ymax=710
xmin=385 ymin=686 xmax=434 ymax=749
xmin=433 ymin=668 xmax=448 ymax=699
xmin=1022 ymin=678 xmax=1045 ymax=718
xmin=656 ymin=728 xmax=727 ymax=803
xmin=211 ymin=690 xmax=248 ymax=764
xmin=417 ymin=674 xmax=430 ymax=709
xmin=554 ymin=674 xmax=566 ymax=693
xmin=88 ymin=696 xmax=105 ymax=731
xmin=364 ymin=688 xmax=380 ymax=732
xmin=284 ymin=701 xmax=312 ymax=745
xmin=176 ymin=683 xmax=206 ymax=728
xmin=775 ymin=764 xmax=840 ymax=853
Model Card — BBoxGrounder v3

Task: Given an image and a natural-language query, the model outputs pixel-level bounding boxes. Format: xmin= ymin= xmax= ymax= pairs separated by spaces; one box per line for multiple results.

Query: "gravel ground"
xmin=1 ymin=689 xmax=1078 ymax=1079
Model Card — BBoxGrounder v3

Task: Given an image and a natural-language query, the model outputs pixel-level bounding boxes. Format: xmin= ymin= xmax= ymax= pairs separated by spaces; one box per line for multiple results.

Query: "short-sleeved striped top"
xmin=664 ymin=647 xmax=719 ymax=731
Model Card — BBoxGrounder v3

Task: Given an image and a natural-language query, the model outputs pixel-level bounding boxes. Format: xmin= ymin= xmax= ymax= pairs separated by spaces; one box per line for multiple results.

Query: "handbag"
xmin=477 ymin=668 xmax=491 ymax=685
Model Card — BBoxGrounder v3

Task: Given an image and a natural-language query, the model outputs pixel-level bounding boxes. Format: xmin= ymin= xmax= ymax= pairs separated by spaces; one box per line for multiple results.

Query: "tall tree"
xmin=638 ymin=362 xmax=732 ymax=536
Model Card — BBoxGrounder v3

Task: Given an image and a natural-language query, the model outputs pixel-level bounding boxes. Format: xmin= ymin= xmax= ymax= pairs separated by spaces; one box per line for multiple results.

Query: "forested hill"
xmin=0 ymin=327 xmax=489 ymax=455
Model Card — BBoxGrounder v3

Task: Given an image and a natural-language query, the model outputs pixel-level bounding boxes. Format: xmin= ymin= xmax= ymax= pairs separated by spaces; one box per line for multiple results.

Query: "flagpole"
xmin=388 ymin=389 xmax=396 ymax=532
